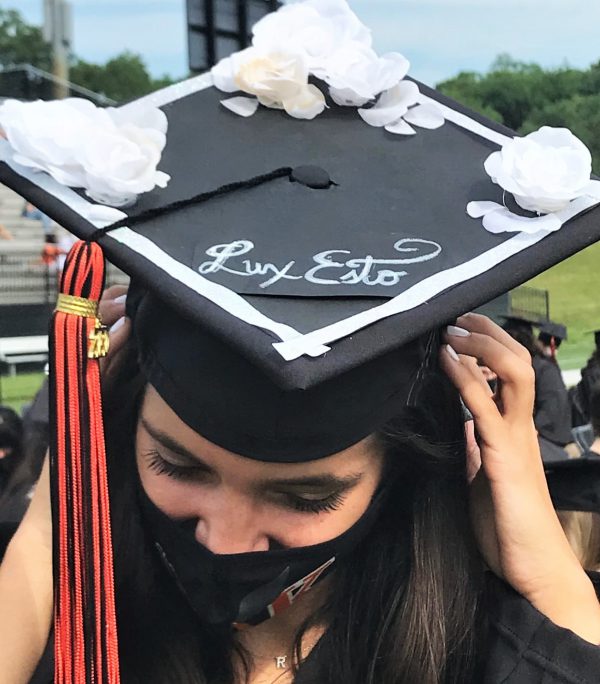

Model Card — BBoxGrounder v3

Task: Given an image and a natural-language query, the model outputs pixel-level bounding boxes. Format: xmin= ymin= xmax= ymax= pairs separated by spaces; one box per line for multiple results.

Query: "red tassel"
xmin=49 ymin=241 xmax=120 ymax=684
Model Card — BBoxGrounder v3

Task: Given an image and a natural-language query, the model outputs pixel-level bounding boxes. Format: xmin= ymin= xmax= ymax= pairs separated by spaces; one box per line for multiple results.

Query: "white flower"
xmin=251 ymin=0 xmax=371 ymax=72
xmin=214 ymin=47 xmax=325 ymax=120
xmin=484 ymin=127 xmax=600 ymax=214
xmin=322 ymin=44 xmax=409 ymax=107
xmin=0 ymin=98 xmax=170 ymax=207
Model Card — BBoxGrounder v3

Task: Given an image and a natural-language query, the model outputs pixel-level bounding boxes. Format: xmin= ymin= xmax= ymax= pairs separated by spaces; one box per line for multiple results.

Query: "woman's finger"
xmin=440 ymin=344 xmax=505 ymax=439
xmin=98 ymin=285 xmax=128 ymax=328
xmin=456 ymin=313 xmax=532 ymax=366
xmin=445 ymin=327 xmax=535 ymax=423
xmin=99 ymin=316 xmax=131 ymax=377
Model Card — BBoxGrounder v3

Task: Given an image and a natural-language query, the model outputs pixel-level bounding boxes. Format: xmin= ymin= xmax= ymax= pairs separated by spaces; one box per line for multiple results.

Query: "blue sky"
xmin=15 ymin=0 xmax=600 ymax=86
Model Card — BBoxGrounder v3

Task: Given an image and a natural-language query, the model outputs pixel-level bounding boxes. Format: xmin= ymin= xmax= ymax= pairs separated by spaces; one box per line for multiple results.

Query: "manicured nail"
xmin=447 ymin=325 xmax=471 ymax=337
xmin=446 ymin=344 xmax=460 ymax=362
xmin=110 ymin=316 xmax=125 ymax=334
xmin=114 ymin=294 xmax=127 ymax=304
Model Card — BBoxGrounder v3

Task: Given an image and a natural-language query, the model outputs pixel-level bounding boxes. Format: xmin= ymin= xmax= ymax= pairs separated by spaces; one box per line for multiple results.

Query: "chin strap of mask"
xmin=50 ymin=241 xmax=120 ymax=684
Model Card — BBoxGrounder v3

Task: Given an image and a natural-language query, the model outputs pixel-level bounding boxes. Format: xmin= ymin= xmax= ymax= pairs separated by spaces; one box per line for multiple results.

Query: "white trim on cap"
xmin=3 ymin=74 xmax=598 ymax=361
xmin=107 ymin=227 xmax=331 ymax=357
xmin=273 ymin=196 xmax=598 ymax=360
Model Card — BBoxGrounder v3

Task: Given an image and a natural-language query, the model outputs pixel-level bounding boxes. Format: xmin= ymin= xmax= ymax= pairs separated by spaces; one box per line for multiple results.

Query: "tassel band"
xmin=56 ymin=293 xmax=110 ymax=359
xmin=56 ymin=293 xmax=99 ymax=318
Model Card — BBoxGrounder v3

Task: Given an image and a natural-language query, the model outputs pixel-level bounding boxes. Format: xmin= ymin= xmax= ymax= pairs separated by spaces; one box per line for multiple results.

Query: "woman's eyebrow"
xmin=262 ymin=473 xmax=363 ymax=490
xmin=140 ymin=417 xmax=210 ymax=467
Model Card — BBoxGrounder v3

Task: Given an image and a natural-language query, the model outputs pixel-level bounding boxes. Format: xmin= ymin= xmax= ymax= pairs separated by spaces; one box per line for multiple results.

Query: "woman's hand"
xmin=441 ymin=313 xmax=600 ymax=644
xmin=98 ymin=284 xmax=130 ymax=377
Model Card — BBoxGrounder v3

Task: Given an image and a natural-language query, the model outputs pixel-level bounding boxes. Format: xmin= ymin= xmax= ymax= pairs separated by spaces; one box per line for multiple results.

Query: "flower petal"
xmin=384 ymin=118 xmax=416 ymax=135
xmin=482 ymin=207 xmax=562 ymax=234
xmin=211 ymin=56 xmax=238 ymax=93
xmin=403 ymin=103 xmax=444 ymax=129
xmin=283 ymin=84 xmax=326 ymax=120
xmin=358 ymin=81 xmax=419 ymax=127
xmin=466 ymin=201 xmax=504 ymax=219
xmin=220 ymin=96 xmax=260 ymax=118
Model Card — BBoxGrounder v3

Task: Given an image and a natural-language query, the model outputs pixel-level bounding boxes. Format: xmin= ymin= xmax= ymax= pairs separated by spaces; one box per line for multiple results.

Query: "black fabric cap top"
xmin=1 ymin=1 xmax=600 ymax=460
xmin=545 ymin=456 xmax=600 ymax=514
xmin=539 ymin=322 xmax=568 ymax=342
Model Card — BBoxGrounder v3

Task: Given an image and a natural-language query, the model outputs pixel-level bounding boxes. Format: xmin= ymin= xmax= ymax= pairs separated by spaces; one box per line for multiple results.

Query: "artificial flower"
xmin=484 ymin=127 xmax=600 ymax=214
xmin=0 ymin=98 xmax=170 ymax=206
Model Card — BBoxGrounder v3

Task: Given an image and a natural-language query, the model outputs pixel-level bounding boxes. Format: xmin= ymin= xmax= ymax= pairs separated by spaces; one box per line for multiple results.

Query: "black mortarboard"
xmin=539 ymin=321 xmax=568 ymax=343
xmin=545 ymin=456 xmax=600 ymax=514
xmin=2 ymin=72 xmax=600 ymax=458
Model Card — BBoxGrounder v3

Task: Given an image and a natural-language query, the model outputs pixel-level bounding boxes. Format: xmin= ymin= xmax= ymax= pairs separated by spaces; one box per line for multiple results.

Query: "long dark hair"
xmin=104 ymin=340 xmax=486 ymax=684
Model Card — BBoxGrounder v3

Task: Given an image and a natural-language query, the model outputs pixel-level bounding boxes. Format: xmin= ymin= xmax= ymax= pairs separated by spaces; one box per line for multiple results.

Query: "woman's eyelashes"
xmin=142 ymin=449 xmax=349 ymax=515
xmin=144 ymin=449 xmax=211 ymax=481
xmin=278 ymin=490 xmax=346 ymax=514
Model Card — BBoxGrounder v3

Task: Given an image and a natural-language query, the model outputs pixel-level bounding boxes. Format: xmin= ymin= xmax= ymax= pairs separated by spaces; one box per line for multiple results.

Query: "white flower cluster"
xmin=0 ymin=98 xmax=170 ymax=207
xmin=212 ymin=0 xmax=444 ymax=135
xmin=468 ymin=127 xmax=600 ymax=234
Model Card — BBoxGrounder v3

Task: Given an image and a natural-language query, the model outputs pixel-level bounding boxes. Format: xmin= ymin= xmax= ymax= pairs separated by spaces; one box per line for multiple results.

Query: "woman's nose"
xmin=194 ymin=498 xmax=270 ymax=554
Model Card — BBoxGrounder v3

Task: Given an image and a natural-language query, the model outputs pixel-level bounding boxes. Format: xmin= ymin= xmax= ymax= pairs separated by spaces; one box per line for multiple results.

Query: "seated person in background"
xmin=0 ymin=408 xmax=23 ymax=498
xmin=538 ymin=321 xmax=568 ymax=363
xmin=575 ymin=330 xmax=600 ymax=426
xmin=21 ymin=201 xmax=53 ymax=236
xmin=0 ymin=223 xmax=13 ymax=240
xmin=546 ymin=455 xmax=600 ymax=572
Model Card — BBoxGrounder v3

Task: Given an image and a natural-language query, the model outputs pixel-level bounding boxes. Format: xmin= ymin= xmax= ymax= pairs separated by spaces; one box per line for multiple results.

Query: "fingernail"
xmin=446 ymin=344 xmax=460 ymax=362
xmin=447 ymin=325 xmax=471 ymax=337
xmin=114 ymin=294 xmax=127 ymax=304
xmin=110 ymin=316 xmax=125 ymax=334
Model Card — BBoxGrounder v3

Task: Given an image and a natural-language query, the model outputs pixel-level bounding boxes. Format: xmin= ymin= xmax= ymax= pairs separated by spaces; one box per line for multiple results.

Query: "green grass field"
xmin=0 ymin=372 xmax=46 ymax=414
xmin=527 ymin=241 xmax=600 ymax=370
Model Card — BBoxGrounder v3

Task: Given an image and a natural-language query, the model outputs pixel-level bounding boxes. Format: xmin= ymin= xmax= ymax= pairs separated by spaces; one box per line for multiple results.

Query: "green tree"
xmin=0 ymin=8 xmax=176 ymax=103
xmin=521 ymin=94 xmax=600 ymax=174
xmin=70 ymin=52 xmax=163 ymax=103
xmin=437 ymin=54 xmax=596 ymax=132
xmin=435 ymin=72 xmax=502 ymax=123
xmin=0 ymin=8 xmax=52 ymax=71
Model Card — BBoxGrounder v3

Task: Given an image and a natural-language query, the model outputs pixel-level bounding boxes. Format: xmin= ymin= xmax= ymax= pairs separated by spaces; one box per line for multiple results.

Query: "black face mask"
xmin=138 ymin=486 xmax=387 ymax=630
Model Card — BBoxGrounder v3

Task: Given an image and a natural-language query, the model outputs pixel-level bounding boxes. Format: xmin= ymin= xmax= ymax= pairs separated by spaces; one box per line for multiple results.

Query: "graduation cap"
xmin=2 ymin=0 xmax=600 ymax=679
xmin=545 ymin=455 xmax=600 ymax=514
xmin=539 ymin=321 xmax=568 ymax=345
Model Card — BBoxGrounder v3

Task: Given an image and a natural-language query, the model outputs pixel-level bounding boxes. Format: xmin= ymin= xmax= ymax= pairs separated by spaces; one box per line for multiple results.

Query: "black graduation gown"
xmin=1 ymin=524 xmax=598 ymax=684
xmin=533 ymin=355 xmax=572 ymax=447
xmin=294 ymin=573 xmax=600 ymax=683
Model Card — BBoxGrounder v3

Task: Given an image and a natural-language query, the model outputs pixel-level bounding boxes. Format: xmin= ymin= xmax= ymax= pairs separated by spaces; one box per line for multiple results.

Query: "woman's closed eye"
xmin=144 ymin=449 xmax=212 ymax=481
xmin=270 ymin=489 xmax=347 ymax=515
xmin=143 ymin=449 xmax=350 ymax=515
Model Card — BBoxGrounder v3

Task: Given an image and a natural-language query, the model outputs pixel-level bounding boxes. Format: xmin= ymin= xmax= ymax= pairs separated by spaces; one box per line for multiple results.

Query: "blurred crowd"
xmin=0 ymin=201 xmax=75 ymax=275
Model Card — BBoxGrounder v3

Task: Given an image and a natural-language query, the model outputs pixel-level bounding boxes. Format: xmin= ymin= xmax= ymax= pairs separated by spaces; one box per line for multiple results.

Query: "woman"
xmin=0 ymin=406 xmax=24 ymax=497
xmin=1 ymin=1 xmax=600 ymax=673
xmin=2 ymin=291 xmax=600 ymax=684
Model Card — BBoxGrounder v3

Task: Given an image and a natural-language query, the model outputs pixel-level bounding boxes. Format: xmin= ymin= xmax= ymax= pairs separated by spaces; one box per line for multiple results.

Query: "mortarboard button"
xmin=290 ymin=165 xmax=333 ymax=190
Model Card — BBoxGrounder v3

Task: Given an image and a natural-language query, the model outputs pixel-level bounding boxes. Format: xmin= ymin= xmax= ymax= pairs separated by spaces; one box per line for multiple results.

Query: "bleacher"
xmin=0 ymin=182 xmax=127 ymax=370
